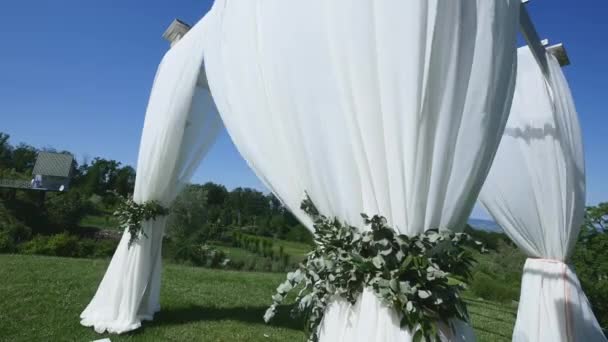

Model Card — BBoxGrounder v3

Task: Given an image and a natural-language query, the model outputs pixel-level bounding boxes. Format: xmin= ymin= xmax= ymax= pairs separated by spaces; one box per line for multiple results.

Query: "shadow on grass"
xmin=469 ymin=311 xmax=515 ymax=325
xmin=145 ymin=304 xmax=304 ymax=331
xmin=465 ymin=298 xmax=517 ymax=316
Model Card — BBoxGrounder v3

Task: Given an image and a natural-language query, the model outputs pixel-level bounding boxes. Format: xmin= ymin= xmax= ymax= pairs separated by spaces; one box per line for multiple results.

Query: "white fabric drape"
xmin=202 ymin=1 xmax=519 ymax=340
xmin=80 ymin=19 xmax=222 ymax=334
xmin=479 ymin=48 xmax=606 ymax=341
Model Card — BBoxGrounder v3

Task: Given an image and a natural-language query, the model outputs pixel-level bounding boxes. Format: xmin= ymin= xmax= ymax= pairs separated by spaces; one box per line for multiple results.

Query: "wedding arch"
xmin=80 ymin=1 xmax=604 ymax=341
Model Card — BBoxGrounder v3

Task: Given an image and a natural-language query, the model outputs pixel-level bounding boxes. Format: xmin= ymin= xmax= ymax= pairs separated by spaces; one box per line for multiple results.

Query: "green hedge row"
xmin=18 ymin=233 xmax=117 ymax=258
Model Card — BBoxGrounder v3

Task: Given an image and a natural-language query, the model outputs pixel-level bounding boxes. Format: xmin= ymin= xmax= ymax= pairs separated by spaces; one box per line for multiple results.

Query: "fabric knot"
xmin=529 ymin=257 xmax=566 ymax=265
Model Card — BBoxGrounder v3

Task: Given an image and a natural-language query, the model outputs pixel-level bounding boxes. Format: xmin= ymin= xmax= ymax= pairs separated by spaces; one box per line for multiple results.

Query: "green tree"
xmin=0 ymin=133 xmax=13 ymax=170
xmin=11 ymin=144 xmax=37 ymax=173
xmin=113 ymin=166 xmax=136 ymax=197
xmin=45 ymin=192 xmax=90 ymax=231
xmin=168 ymin=185 xmax=210 ymax=241
xmin=584 ymin=202 xmax=608 ymax=232
xmin=202 ymin=182 xmax=228 ymax=206
xmin=572 ymin=203 xmax=608 ymax=330
xmin=79 ymin=158 xmax=122 ymax=196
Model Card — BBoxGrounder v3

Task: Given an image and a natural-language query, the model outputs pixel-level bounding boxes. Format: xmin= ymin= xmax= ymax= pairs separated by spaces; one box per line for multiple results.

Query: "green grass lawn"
xmin=0 ymin=254 xmax=515 ymax=342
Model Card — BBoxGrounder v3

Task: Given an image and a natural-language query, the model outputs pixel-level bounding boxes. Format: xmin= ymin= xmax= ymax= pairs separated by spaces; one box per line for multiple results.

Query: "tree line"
xmin=0 ymin=131 xmax=311 ymax=243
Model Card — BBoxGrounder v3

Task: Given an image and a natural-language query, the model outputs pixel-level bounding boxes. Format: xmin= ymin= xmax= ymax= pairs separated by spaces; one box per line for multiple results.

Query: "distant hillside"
xmin=468 ymin=218 xmax=503 ymax=233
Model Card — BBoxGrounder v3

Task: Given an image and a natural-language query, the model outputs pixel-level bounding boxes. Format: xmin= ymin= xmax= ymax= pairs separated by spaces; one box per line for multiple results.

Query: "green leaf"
xmin=413 ymin=329 xmax=423 ymax=342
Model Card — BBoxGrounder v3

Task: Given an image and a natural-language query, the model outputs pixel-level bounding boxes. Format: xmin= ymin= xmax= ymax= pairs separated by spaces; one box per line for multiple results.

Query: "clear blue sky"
xmin=1 ymin=1 xmax=606 ymax=219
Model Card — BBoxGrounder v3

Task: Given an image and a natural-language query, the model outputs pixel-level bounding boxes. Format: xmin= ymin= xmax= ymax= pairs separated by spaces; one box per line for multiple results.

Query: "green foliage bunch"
xmin=265 ymin=196 xmax=483 ymax=342
xmin=113 ymin=196 xmax=169 ymax=247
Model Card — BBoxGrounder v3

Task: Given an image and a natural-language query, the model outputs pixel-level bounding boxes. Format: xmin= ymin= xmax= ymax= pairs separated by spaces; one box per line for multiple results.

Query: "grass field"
xmin=0 ymin=254 xmax=516 ymax=342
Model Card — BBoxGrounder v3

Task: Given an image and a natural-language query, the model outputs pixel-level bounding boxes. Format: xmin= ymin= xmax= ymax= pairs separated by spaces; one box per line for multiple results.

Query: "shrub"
xmin=0 ymin=200 xmax=31 ymax=252
xmin=21 ymin=233 xmax=79 ymax=257
xmin=244 ymin=258 xmax=258 ymax=271
xmin=91 ymin=239 xmax=118 ymax=258
xmin=20 ymin=235 xmax=52 ymax=255
xmin=46 ymin=192 xmax=90 ymax=230
xmin=72 ymin=237 xmax=117 ymax=258
xmin=0 ymin=221 xmax=31 ymax=253
xmin=0 ymin=231 xmax=15 ymax=252
xmin=20 ymin=233 xmax=117 ymax=258
xmin=172 ymin=243 xmax=229 ymax=269
xmin=285 ymin=224 xmax=314 ymax=244
xmin=46 ymin=233 xmax=81 ymax=257
xmin=469 ymin=271 xmax=520 ymax=302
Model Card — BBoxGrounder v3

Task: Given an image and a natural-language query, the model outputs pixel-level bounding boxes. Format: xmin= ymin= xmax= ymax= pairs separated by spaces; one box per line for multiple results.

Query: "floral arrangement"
xmin=264 ymin=196 xmax=484 ymax=342
xmin=113 ymin=196 xmax=169 ymax=247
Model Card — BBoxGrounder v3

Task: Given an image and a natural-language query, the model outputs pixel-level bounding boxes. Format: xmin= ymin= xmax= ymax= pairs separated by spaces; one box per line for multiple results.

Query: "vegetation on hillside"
xmin=0 ymin=132 xmax=313 ymax=269
xmin=1 ymin=130 xmax=607 ymax=335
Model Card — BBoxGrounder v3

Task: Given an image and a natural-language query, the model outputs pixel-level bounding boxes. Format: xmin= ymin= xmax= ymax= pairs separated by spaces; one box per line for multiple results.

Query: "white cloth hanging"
xmin=80 ymin=19 xmax=222 ymax=334
xmin=479 ymin=47 xmax=606 ymax=341
xmin=202 ymin=1 xmax=520 ymax=340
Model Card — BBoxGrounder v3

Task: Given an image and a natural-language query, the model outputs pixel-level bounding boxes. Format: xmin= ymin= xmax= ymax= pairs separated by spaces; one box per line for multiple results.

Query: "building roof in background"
xmin=32 ymin=152 xmax=73 ymax=178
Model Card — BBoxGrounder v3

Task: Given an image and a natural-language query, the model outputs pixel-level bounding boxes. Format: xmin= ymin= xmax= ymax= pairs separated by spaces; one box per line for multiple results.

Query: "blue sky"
xmin=1 ymin=1 xmax=606 ymax=219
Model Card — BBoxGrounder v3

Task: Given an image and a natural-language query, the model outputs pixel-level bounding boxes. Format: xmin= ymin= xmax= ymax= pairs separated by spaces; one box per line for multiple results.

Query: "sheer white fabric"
xmin=202 ymin=1 xmax=519 ymax=340
xmin=479 ymin=48 xmax=606 ymax=341
xmin=80 ymin=19 xmax=222 ymax=334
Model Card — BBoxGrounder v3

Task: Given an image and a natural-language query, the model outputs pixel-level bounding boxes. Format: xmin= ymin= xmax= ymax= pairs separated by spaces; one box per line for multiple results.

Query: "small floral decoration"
xmin=113 ymin=196 xmax=169 ymax=247
xmin=264 ymin=195 xmax=485 ymax=342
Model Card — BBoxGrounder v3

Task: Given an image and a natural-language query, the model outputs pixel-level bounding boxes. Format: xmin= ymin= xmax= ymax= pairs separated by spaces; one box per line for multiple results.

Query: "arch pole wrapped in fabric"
xmin=479 ymin=48 xmax=606 ymax=341
xmin=202 ymin=1 xmax=519 ymax=340
xmin=80 ymin=19 xmax=223 ymax=334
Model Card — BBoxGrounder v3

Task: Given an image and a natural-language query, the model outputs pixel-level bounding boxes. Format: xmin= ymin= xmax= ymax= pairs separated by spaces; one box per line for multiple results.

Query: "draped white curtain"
xmin=80 ymin=19 xmax=222 ymax=334
xmin=479 ymin=48 xmax=606 ymax=341
xmin=202 ymin=1 xmax=519 ymax=340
